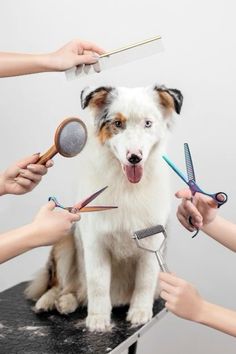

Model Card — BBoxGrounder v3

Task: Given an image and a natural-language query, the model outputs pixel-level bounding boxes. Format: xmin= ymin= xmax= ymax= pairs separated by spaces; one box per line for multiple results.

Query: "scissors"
xmin=162 ymin=143 xmax=228 ymax=237
xmin=49 ymin=186 xmax=118 ymax=214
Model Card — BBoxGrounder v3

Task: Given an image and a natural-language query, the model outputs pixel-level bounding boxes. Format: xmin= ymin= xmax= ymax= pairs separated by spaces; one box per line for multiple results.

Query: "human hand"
xmin=32 ymin=201 xmax=80 ymax=246
xmin=0 ymin=154 xmax=53 ymax=196
xmin=48 ymin=39 xmax=105 ymax=71
xmin=175 ymin=188 xmax=220 ymax=232
xmin=159 ymin=272 xmax=204 ymax=322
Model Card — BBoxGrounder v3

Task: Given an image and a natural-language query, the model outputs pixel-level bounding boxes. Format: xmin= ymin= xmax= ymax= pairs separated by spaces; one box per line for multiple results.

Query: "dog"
xmin=25 ymin=84 xmax=183 ymax=332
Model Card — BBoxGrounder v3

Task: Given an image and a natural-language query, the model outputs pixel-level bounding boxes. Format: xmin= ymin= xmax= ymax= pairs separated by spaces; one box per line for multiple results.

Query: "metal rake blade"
xmin=184 ymin=143 xmax=196 ymax=182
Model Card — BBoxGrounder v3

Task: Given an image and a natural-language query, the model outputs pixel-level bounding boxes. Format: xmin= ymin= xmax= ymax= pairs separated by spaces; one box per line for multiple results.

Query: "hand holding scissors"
xmin=49 ymin=186 xmax=118 ymax=214
xmin=163 ymin=143 xmax=228 ymax=237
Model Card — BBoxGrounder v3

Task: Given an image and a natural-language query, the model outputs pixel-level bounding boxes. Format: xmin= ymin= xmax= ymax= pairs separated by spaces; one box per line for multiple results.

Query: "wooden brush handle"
xmin=37 ymin=145 xmax=58 ymax=165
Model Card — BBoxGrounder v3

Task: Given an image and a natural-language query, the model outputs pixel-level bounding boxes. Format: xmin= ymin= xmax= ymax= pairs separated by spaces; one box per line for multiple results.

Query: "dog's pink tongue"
xmin=124 ymin=165 xmax=143 ymax=183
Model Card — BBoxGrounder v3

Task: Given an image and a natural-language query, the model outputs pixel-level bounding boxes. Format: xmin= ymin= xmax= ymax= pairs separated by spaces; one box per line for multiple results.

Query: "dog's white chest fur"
xmin=76 ymin=129 xmax=171 ymax=252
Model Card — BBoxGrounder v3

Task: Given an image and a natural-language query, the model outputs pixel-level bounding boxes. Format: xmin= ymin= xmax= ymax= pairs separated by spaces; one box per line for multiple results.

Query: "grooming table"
xmin=0 ymin=282 xmax=166 ymax=354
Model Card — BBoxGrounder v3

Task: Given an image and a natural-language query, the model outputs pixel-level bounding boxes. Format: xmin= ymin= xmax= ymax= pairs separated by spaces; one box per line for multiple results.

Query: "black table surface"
xmin=0 ymin=282 xmax=166 ymax=354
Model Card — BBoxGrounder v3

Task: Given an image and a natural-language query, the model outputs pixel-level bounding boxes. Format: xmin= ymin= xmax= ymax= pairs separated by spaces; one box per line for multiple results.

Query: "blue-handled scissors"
xmin=162 ymin=143 xmax=228 ymax=237
xmin=49 ymin=186 xmax=118 ymax=214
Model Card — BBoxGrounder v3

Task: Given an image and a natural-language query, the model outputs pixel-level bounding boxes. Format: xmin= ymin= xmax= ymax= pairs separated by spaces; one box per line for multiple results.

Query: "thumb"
xmin=75 ymin=54 xmax=100 ymax=65
xmin=175 ymin=188 xmax=192 ymax=199
xmin=17 ymin=153 xmax=40 ymax=169
xmin=68 ymin=212 xmax=81 ymax=222
xmin=41 ymin=201 xmax=56 ymax=212
xmin=206 ymin=198 xmax=218 ymax=209
xmin=194 ymin=193 xmax=218 ymax=209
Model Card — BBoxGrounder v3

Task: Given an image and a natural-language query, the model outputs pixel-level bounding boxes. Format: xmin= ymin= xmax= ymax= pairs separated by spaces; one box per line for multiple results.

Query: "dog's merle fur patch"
xmin=154 ymin=85 xmax=183 ymax=114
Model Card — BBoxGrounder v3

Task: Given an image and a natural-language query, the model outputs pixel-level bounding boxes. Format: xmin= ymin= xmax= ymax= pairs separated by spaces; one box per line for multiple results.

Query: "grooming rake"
xmin=133 ymin=225 xmax=169 ymax=272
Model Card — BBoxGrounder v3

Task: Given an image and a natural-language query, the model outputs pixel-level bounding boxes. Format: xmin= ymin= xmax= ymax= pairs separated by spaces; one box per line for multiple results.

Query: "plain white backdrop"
xmin=0 ymin=1 xmax=236 ymax=353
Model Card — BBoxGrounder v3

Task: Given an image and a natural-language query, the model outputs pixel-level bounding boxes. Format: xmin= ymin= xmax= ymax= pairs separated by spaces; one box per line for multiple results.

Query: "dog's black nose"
xmin=128 ymin=154 xmax=142 ymax=164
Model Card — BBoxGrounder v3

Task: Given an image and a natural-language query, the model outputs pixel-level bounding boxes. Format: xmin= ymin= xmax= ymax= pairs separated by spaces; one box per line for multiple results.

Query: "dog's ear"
xmin=80 ymin=86 xmax=114 ymax=111
xmin=154 ymin=85 xmax=183 ymax=114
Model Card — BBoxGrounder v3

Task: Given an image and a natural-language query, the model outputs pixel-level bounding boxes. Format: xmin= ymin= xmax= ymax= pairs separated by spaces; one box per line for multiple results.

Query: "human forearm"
xmin=0 ymin=52 xmax=56 ymax=77
xmin=202 ymin=215 xmax=236 ymax=252
xmin=0 ymin=202 xmax=80 ymax=263
xmin=197 ymin=300 xmax=236 ymax=337
xmin=0 ymin=39 xmax=104 ymax=77
xmin=0 ymin=224 xmax=38 ymax=263
xmin=160 ymin=272 xmax=236 ymax=337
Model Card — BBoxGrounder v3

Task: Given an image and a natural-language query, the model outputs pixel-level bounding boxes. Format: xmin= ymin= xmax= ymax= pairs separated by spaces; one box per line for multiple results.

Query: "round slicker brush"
xmin=37 ymin=117 xmax=87 ymax=165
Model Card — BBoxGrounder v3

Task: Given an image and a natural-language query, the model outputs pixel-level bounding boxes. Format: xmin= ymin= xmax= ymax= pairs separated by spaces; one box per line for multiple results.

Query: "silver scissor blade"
xmin=184 ymin=143 xmax=196 ymax=182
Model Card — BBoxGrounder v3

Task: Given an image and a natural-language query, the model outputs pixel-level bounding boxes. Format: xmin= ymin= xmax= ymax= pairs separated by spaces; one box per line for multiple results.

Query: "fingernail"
xmin=14 ymin=178 xmax=19 ymax=182
xmin=47 ymin=160 xmax=54 ymax=167
xmin=91 ymin=53 xmax=100 ymax=59
xmin=70 ymin=207 xmax=79 ymax=214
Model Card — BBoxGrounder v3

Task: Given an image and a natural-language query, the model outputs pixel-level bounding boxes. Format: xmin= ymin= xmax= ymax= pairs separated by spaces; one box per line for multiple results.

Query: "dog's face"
xmin=81 ymin=85 xmax=183 ymax=183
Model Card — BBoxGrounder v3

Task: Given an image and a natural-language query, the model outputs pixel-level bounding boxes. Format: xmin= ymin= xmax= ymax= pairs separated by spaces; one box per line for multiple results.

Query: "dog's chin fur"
xmin=25 ymin=84 xmax=183 ymax=332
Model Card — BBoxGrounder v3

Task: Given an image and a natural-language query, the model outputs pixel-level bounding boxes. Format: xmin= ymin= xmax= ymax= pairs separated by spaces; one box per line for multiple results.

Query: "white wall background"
xmin=0 ymin=0 xmax=236 ymax=353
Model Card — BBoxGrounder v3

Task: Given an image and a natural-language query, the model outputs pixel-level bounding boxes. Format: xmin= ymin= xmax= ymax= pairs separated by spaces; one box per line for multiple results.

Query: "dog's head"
xmin=81 ymin=85 xmax=183 ymax=183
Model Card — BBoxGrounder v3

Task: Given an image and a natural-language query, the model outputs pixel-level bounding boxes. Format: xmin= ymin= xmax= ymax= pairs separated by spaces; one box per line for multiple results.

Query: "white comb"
xmin=65 ymin=35 xmax=164 ymax=80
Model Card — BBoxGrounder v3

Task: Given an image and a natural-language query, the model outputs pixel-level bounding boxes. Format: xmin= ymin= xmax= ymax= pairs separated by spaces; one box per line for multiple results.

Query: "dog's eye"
xmin=145 ymin=120 xmax=152 ymax=128
xmin=114 ymin=120 xmax=122 ymax=128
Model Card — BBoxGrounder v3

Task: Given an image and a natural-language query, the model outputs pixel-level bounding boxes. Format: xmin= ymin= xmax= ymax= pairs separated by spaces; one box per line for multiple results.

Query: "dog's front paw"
xmin=127 ymin=307 xmax=153 ymax=326
xmin=34 ymin=293 xmax=56 ymax=313
xmin=55 ymin=294 xmax=78 ymax=315
xmin=86 ymin=314 xmax=111 ymax=332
